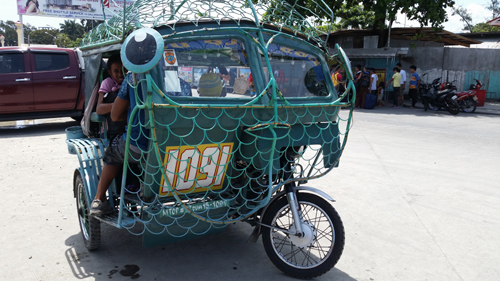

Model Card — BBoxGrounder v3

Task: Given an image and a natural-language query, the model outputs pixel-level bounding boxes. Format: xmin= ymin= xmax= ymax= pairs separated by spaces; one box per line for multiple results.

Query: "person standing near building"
xmin=369 ymin=68 xmax=378 ymax=95
xmin=354 ymin=66 xmax=370 ymax=108
xmin=408 ymin=65 xmax=420 ymax=108
xmin=397 ymin=63 xmax=406 ymax=106
xmin=331 ymin=66 xmax=343 ymax=92
xmin=387 ymin=67 xmax=401 ymax=108
xmin=354 ymin=65 xmax=362 ymax=108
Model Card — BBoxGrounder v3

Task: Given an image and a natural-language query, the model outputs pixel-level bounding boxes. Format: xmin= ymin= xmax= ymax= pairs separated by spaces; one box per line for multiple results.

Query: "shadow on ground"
xmin=0 ymin=118 xmax=78 ymax=138
xmin=64 ymin=223 xmax=357 ymax=281
xmin=351 ymin=103 xmax=500 ymax=118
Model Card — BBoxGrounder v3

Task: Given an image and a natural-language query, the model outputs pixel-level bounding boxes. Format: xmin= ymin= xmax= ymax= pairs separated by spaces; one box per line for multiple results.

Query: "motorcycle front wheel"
xmin=447 ymin=99 xmax=460 ymax=115
xmin=427 ymin=102 xmax=439 ymax=111
xmin=423 ymin=100 xmax=429 ymax=111
xmin=461 ymin=98 xmax=477 ymax=113
xmin=262 ymin=193 xmax=345 ymax=279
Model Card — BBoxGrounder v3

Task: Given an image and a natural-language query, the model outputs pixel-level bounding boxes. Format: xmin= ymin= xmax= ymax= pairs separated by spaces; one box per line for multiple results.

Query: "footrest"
xmin=93 ymin=212 xmax=136 ymax=228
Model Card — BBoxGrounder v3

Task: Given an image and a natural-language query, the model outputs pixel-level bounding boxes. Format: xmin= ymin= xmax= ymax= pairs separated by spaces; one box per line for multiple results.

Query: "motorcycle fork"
xmin=285 ymin=185 xmax=304 ymax=238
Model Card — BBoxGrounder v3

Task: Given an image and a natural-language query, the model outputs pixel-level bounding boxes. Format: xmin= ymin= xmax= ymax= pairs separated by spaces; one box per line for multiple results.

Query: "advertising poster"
xmin=238 ymin=67 xmax=251 ymax=80
xmin=179 ymin=67 xmax=193 ymax=83
xmin=17 ymin=0 xmax=135 ymax=20
xmin=375 ymin=69 xmax=386 ymax=86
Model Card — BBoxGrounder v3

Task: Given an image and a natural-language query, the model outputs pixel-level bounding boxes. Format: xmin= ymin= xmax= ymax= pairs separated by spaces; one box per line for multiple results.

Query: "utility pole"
xmin=15 ymin=21 xmax=24 ymax=46
xmin=19 ymin=15 xmax=25 ymax=45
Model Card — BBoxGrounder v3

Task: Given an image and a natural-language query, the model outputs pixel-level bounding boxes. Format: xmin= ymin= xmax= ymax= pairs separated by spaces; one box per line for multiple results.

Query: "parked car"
xmin=0 ymin=46 xmax=85 ymax=121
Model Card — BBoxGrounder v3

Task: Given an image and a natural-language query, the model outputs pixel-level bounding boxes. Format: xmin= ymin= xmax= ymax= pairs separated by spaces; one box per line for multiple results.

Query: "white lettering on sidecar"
xmin=161 ymin=200 xmax=230 ymax=217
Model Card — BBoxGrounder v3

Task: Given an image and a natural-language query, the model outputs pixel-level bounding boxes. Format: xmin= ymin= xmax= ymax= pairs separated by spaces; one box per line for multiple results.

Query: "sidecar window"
xmin=261 ymin=43 xmax=329 ymax=98
xmin=157 ymin=38 xmax=252 ymax=98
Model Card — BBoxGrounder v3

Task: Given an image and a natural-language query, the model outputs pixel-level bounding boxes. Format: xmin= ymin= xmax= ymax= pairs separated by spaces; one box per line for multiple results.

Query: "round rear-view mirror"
xmin=121 ymin=28 xmax=164 ymax=73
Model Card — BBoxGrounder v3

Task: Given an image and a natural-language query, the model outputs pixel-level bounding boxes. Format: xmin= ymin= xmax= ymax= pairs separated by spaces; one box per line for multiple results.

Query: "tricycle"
xmin=66 ymin=0 xmax=356 ymax=278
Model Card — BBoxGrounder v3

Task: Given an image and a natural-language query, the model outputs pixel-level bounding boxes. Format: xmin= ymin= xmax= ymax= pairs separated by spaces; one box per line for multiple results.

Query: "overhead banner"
xmin=17 ymin=0 xmax=135 ymax=20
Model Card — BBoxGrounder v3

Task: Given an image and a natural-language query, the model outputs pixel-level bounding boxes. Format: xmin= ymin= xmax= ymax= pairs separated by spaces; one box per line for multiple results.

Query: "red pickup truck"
xmin=0 ymin=46 xmax=85 ymax=121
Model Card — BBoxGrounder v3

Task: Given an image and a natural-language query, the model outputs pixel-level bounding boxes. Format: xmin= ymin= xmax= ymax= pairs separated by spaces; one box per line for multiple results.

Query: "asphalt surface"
xmin=0 ymin=104 xmax=499 ymax=281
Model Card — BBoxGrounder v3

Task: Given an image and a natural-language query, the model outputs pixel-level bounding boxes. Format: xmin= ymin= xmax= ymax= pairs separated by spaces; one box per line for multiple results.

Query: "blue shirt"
xmin=166 ymin=78 xmax=192 ymax=97
xmin=410 ymin=72 xmax=420 ymax=89
xmin=118 ymin=73 xmax=149 ymax=150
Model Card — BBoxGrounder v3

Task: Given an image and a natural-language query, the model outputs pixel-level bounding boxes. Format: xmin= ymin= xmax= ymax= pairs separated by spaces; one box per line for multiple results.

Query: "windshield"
xmin=261 ymin=43 xmax=329 ymax=98
xmin=153 ymin=37 xmax=330 ymax=99
xmin=156 ymin=38 xmax=252 ymax=98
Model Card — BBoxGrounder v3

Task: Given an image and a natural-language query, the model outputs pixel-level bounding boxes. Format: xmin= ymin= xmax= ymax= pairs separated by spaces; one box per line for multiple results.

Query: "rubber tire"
xmin=427 ymin=102 xmax=439 ymax=111
xmin=447 ymin=99 xmax=460 ymax=115
xmin=262 ymin=193 xmax=345 ymax=279
xmin=461 ymin=98 xmax=477 ymax=113
xmin=423 ymin=100 xmax=429 ymax=111
xmin=75 ymin=174 xmax=101 ymax=250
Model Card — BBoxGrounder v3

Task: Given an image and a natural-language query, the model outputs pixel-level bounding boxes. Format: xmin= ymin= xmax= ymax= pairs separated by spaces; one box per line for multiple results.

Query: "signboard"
xmin=375 ymin=69 xmax=386 ymax=87
xmin=179 ymin=67 xmax=193 ymax=83
xmin=17 ymin=0 xmax=135 ymax=20
xmin=159 ymin=143 xmax=234 ymax=196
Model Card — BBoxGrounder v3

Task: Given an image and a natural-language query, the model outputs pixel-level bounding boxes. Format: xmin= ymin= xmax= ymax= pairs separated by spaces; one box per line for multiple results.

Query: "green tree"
xmin=265 ymin=0 xmax=455 ymax=31
xmin=472 ymin=22 xmax=500 ymax=32
xmin=360 ymin=0 xmax=455 ymax=30
xmin=452 ymin=5 xmax=474 ymax=32
xmin=80 ymin=19 xmax=104 ymax=33
xmin=487 ymin=0 xmax=500 ymax=19
xmin=335 ymin=4 xmax=374 ymax=29
xmin=0 ymin=20 xmax=18 ymax=46
xmin=28 ymin=29 xmax=59 ymax=45
xmin=57 ymin=33 xmax=73 ymax=48
xmin=59 ymin=20 xmax=84 ymax=41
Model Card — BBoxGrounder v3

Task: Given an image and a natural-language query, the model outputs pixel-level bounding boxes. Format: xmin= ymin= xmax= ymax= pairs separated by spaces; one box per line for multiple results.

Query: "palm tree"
xmin=59 ymin=20 xmax=84 ymax=41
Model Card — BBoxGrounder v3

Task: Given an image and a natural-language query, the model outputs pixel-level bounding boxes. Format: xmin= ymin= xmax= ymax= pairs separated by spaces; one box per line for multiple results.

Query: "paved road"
xmin=0 ymin=106 xmax=499 ymax=281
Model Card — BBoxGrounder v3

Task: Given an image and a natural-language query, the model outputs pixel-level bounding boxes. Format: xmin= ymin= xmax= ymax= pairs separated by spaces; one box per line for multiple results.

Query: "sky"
xmin=0 ymin=0 xmax=494 ymax=33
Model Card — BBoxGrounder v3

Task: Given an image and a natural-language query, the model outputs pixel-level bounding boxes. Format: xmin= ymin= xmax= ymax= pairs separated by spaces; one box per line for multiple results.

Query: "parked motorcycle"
xmin=454 ymin=79 xmax=483 ymax=113
xmin=419 ymin=76 xmax=460 ymax=115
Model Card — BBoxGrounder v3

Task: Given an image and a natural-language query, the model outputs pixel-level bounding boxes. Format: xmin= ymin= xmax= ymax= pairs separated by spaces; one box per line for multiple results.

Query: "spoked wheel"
xmin=75 ymin=174 xmax=101 ymax=250
xmin=447 ymin=99 xmax=460 ymax=115
xmin=461 ymin=98 xmax=477 ymax=113
xmin=262 ymin=193 xmax=344 ymax=279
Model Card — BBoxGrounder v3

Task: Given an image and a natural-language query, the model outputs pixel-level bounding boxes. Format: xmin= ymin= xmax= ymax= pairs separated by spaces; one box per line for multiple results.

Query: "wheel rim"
xmin=270 ymin=202 xmax=334 ymax=269
xmin=77 ymin=181 xmax=90 ymax=241
xmin=462 ymin=100 xmax=475 ymax=112
xmin=428 ymin=103 xmax=438 ymax=111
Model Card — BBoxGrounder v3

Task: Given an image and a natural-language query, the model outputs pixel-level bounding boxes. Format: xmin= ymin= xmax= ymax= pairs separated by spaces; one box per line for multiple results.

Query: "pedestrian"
xmin=354 ymin=64 xmax=362 ymax=107
xmin=408 ymin=65 xmax=420 ymax=108
xmin=369 ymin=68 xmax=378 ymax=95
xmin=387 ymin=67 xmax=401 ymax=108
xmin=355 ymin=65 xmax=370 ymax=108
xmin=377 ymin=81 xmax=385 ymax=106
xmin=331 ymin=66 xmax=343 ymax=93
xmin=397 ymin=63 xmax=406 ymax=106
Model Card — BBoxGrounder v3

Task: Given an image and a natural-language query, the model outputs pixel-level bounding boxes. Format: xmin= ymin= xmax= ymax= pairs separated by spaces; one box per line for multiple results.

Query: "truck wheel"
xmin=262 ymin=193 xmax=344 ymax=279
xmin=75 ymin=174 xmax=101 ymax=250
